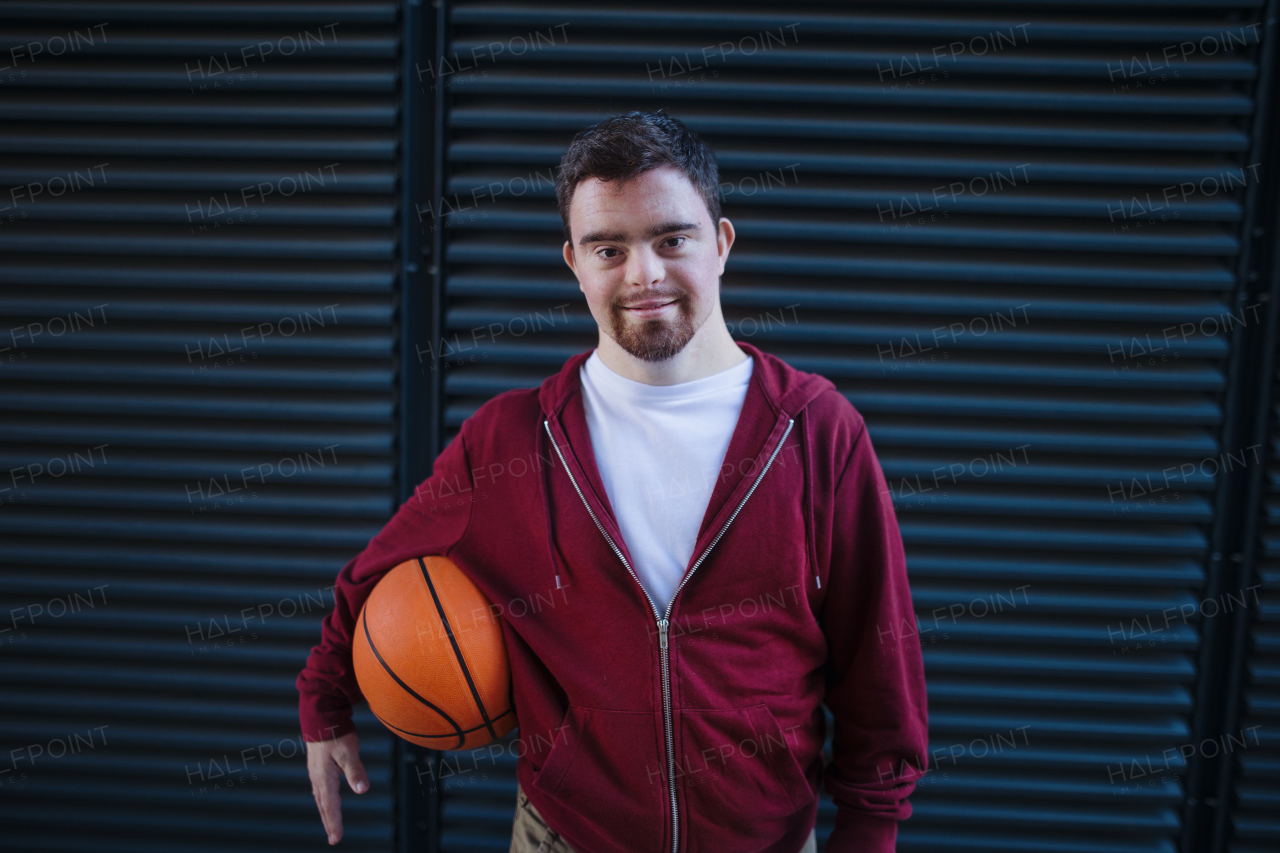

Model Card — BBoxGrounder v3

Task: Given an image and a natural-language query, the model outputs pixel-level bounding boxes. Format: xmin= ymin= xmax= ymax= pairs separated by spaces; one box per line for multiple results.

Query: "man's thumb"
xmin=338 ymin=748 xmax=369 ymax=794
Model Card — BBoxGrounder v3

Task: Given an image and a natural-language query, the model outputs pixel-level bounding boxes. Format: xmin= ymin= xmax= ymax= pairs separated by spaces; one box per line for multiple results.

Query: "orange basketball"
xmin=353 ymin=556 xmax=516 ymax=750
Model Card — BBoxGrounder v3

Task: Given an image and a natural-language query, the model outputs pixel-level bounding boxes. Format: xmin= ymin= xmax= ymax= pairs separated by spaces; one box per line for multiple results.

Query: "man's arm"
xmin=297 ymin=426 xmax=477 ymax=741
xmin=821 ymin=422 xmax=928 ymax=853
xmin=297 ymin=427 xmax=477 ymax=844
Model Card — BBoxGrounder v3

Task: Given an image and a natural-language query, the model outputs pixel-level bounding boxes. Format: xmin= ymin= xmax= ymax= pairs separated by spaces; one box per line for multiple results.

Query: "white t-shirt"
xmin=578 ymin=349 xmax=754 ymax=617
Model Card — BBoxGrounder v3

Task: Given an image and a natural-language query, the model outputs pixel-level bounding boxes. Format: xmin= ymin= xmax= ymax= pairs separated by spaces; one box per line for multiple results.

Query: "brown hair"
xmin=554 ymin=111 xmax=720 ymax=241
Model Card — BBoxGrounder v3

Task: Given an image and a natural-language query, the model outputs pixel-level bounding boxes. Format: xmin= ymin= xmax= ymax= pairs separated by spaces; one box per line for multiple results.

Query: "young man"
xmin=299 ymin=112 xmax=928 ymax=853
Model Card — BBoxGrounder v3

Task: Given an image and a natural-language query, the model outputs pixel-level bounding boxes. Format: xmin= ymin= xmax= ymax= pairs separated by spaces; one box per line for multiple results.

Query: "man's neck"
xmin=595 ymin=310 xmax=748 ymax=386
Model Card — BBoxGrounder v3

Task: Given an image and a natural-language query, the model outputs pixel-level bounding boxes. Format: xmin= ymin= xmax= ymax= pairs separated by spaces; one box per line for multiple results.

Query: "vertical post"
xmin=1207 ymin=6 xmax=1280 ymax=851
xmin=398 ymin=0 xmax=435 ymax=501
xmin=1184 ymin=2 xmax=1279 ymax=851
xmin=428 ymin=0 xmax=449 ymax=463
xmin=396 ymin=0 xmax=446 ymax=851
xmin=1208 ymin=160 xmax=1280 ymax=853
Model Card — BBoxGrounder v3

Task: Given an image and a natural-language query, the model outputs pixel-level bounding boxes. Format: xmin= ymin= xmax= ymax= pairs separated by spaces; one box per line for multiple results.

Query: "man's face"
xmin=562 ymin=165 xmax=734 ymax=362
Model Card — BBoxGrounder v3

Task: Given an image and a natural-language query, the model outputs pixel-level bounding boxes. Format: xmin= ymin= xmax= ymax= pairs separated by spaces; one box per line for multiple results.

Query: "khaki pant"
xmin=509 ymin=782 xmax=818 ymax=853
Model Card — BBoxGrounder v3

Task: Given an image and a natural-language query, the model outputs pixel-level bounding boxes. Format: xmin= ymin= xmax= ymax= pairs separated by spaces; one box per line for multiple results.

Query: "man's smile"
xmin=623 ymin=298 xmax=679 ymax=317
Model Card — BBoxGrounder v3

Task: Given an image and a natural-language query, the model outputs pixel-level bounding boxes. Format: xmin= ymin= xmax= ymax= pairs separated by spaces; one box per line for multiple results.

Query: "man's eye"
xmin=597 ymin=247 xmax=619 ymax=259
xmin=662 ymin=237 xmax=686 ymax=249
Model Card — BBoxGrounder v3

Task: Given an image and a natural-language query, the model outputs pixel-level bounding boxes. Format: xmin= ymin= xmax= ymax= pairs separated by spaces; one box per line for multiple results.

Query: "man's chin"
xmin=611 ymin=319 xmax=696 ymax=363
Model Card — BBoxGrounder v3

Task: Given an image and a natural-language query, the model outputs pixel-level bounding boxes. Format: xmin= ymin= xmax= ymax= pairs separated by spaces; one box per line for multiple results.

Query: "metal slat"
xmin=0 ymin=29 xmax=397 ymax=57
xmin=449 ymin=105 xmax=1254 ymax=152
xmin=448 ymin=137 xmax=1255 ymax=183
xmin=0 ymin=92 xmax=399 ymax=125
xmin=452 ymin=72 xmax=1256 ymax=115
xmin=1 ymin=3 xmax=400 ymax=24
xmin=0 ymin=125 xmax=398 ymax=159
xmin=447 ymin=38 xmax=1258 ymax=81
xmin=450 ymin=8 xmax=1263 ymax=41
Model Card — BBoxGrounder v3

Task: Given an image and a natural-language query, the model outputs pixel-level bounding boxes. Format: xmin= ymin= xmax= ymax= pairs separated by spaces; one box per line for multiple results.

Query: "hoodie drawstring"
xmin=539 ymin=419 xmax=564 ymax=591
xmin=801 ymin=411 xmax=821 ymax=590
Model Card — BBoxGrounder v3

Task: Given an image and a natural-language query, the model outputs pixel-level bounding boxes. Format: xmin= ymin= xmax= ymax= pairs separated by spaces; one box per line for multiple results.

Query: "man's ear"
xmin=562 ymin=240 xmax=579 ymax=282
xmin=716 ymin=217 xmax=736 ymax=276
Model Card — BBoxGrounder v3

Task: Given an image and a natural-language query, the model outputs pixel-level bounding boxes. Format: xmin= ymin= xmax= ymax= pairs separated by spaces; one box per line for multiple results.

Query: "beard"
xmin=607 ymin=290 xmax=703 ymax=362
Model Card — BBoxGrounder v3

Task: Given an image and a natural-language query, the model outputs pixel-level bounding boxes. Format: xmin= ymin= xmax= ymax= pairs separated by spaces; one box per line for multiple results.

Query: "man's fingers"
xmin=306 ymin=732 xmax=363 ymax=844
xmin=314 ymin=770 xmax=344 ymax=844
xmin=308 ymin=736 xmax=353 ymax=845
xmin=311 ymin=781 xmax=332 ymax=838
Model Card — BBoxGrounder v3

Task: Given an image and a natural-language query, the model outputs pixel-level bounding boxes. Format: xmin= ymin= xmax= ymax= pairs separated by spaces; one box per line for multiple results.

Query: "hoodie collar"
xmin=538 ymin=342 xmax=834 ymax=585
xmin=538 ymin=341 xmax=832 ymax=422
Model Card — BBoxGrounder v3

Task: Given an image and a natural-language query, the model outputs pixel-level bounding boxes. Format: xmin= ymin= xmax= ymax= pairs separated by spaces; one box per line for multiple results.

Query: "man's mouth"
xmin=623 ymin=298 xmax=679 ymax=312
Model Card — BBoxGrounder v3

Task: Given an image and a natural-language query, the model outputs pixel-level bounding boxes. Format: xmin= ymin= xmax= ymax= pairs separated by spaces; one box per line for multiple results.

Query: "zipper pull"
xmin=658 ymin=618 xmax=669 ymax=650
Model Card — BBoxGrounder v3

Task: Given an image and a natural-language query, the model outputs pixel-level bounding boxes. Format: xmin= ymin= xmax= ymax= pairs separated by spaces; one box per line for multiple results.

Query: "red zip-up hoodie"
xmin=298 ymin=341 xmax=928 ymax=853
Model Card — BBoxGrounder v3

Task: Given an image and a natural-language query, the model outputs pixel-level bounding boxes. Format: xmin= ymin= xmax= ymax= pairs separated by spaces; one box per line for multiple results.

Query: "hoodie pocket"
xmin=679 ymin=703 xmax=815 ymax=826
xmin=532 ymin=705 xmax=665 ymax=851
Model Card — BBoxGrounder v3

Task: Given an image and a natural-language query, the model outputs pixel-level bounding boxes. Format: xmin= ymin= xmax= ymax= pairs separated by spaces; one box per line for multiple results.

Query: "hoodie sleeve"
xmin=820 ymin=421 xmax=929 ymax=852
xmin=296 ymin=428 xmax=476 ymax=743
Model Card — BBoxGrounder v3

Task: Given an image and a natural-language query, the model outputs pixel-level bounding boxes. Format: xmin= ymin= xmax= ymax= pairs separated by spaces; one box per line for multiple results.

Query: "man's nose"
xmin=625 ymin=247 xmax=663 ymax=287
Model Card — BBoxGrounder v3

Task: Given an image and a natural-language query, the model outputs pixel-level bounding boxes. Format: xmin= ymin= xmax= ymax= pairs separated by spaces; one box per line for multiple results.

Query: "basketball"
xmin=353 ymin=556 xmax=516 ymax=750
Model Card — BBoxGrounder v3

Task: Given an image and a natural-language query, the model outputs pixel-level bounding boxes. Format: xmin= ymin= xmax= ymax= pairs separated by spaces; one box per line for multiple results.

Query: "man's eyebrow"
xmin=578 ymin=229 xmax=627 ymax=246
xmin=577 ymin=220 xmax=701 ymax=247
xmin=646 ymin=220 xmax=699 ymax=239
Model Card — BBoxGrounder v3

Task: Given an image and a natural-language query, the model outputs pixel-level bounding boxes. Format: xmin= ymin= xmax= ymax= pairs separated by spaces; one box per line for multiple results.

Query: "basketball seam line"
xmin=373 ymin=706 xmax=515 ymax=740
xmin=361 ymin=605 xmax=466 ymax=748
xmin=417 ymin=556 xmax=500 ymax=743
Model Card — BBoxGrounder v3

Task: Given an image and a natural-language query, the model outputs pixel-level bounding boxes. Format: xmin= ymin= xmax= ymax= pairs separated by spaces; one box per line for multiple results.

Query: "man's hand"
xmin=307 ymin=730 xmax=369 ymax=845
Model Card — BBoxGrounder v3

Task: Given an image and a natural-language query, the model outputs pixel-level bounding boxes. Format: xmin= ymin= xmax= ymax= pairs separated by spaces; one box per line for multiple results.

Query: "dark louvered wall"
xmin=1 ymin=2 xmax=1278 ymax=853
xmin=0 ymin=3 xmax=403 ymax=851
xmin=429 ymin=3 xmax=1277 ymax=853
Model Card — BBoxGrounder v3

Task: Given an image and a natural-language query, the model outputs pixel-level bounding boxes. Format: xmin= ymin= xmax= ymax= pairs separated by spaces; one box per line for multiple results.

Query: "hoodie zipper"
xmin=543 ymin=417 xmax=794 ymax=853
